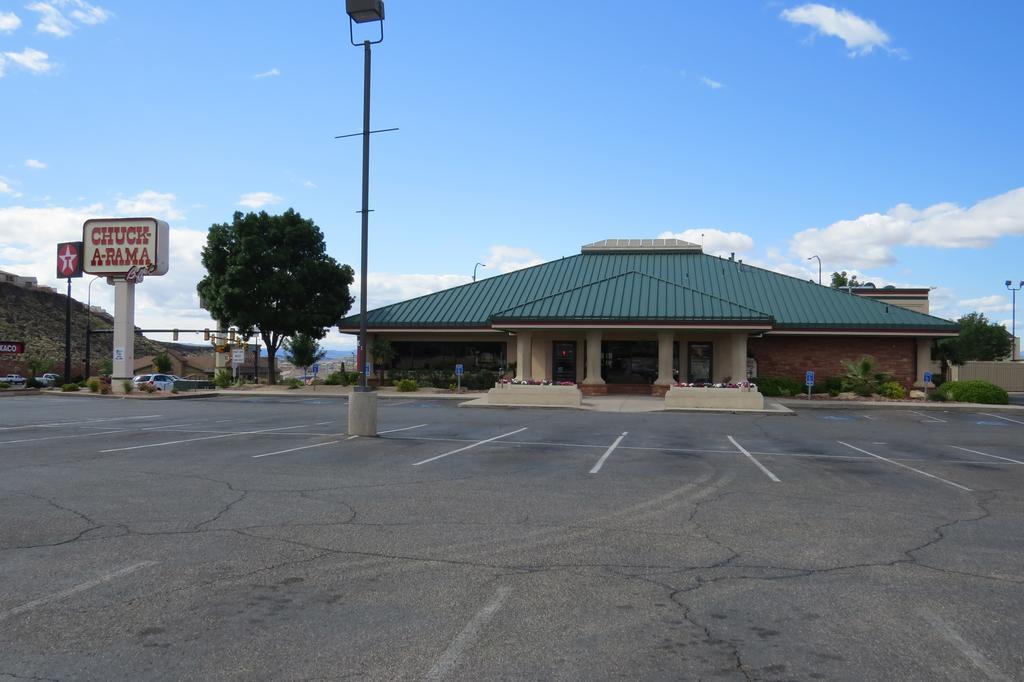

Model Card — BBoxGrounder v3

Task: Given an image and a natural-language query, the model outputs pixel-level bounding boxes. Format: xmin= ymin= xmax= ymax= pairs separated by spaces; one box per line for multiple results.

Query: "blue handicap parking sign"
xmin=455 ymin=364 xmax=464 ymax=376
xmin=311 ymin=363 xmax=319 ymax=375
xmin=805 ymin=370 xmax=815 ymax=386
xmin=923 ymin=371 xmax=932 ymax=383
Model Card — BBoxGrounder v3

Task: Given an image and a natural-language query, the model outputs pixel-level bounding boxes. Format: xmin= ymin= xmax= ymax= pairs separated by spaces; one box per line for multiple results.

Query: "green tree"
xmin=24 ymin=355 xmax=52 ymax=379
xmin=371 ymin=338 xmax=397 ymax=386
xmin=830 ymin=271 xmax=863 ymax=288
xmin=152 ymin=351 xmax=172 ymax=373
xmin=935 ymin=312 xmax=1012 ymax=366
xmin=284 ymin=333 xmax=327 ymax=377
xmin=197 ymin=210 xmax=355 ymax=384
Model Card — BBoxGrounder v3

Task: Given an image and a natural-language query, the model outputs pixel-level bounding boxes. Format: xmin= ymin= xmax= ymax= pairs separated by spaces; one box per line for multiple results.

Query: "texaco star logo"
xmin=58 ymin=243 xmax=79 ymax=277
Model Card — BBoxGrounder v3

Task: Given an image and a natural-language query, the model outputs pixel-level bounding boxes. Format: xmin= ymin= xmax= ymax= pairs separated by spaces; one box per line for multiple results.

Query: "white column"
xmin=677 ymin=336 xmax=688 ymax=383
xmin=584 ymin=331 xmax=604 ymax=385
xmin=111 ymin=280 xmax=135 ymax=385
xmin=516 ymin=332 xmax=532 ymax=381
xmin=914 ymin=337 xmax=932 ymax=387
xmin=655 ymin=331 xmax=674 ymax=385
xmin=731 ymin=332 xmax=748 ymax=383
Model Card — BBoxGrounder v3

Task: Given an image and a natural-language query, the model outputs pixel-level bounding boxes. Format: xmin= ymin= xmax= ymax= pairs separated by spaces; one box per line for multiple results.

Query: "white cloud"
xmin=26 ymin=1 xmax=108 ymax=37
xmin=238 ymin=192 xmax=282 ymax=209
xmin=253 ymin=67 xmax=280 ymax=79
xmin=781 ymin=4 xmax=892 ymax=56
xmin=958 ymin=295 xmax=1012 ymax=314
xmin=484 ymin=245 xmax=545 ymax=274
xmin=25 ymin=159 xmax=47 ymax=169
xmin=790 ymin=187 xmax=1024 ymax=269
xmin=700 ymin=76 xmax=723 ymax=89
xmin=0 ymin=178 xmax=15 ymax=195
xmin=115 ymin=190 xmax=185 ymax=221
xmin=657 ymin=229 xmax=755 ymax=258
xmin=2 ymin=47 xmax=52 ymax=74
xmin=0 ymin=11 xmax=21 ymax=33
xmin=303 ymin=180 xmax=317 ymax=188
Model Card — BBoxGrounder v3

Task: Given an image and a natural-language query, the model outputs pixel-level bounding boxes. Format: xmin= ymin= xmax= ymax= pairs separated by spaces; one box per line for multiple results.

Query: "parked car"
xmin=135 ymin=373 xmax=176 ymax=391
xmin=39 ymin=373 xmax=62 ymax=387
xmin=2 ymin=374 xmax=27 ymax=386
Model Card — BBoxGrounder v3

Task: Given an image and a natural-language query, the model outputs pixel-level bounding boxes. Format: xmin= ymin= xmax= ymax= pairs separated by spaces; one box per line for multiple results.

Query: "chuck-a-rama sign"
xmin=83 ymin=217 xmax=169 ymax=278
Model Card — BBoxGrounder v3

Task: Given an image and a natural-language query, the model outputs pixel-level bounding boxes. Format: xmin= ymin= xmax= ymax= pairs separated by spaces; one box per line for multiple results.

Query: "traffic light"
xmin=172 ymin=329 xmax=179 ymax=341
xmin=204 ymin=328 xmax=210 ymax=341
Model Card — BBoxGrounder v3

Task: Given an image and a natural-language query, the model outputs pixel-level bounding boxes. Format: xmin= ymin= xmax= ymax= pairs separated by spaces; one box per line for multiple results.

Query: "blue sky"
xmin=2 ymin=1 xmax=1023 ymax=348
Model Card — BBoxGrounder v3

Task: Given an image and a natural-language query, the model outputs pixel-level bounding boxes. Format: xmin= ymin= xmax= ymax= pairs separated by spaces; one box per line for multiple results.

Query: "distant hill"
xmin=0 ymin=281 xmax=169 ymax=379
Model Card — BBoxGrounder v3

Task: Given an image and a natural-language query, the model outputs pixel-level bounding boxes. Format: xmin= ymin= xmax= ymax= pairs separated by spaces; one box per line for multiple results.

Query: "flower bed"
xmin=665 ymin=382 xmax=764 ymax=410
xmin=488 ymin=381 xmax=582 ymax=407
xmin=498 ymin=379 xmax=577 ymax=387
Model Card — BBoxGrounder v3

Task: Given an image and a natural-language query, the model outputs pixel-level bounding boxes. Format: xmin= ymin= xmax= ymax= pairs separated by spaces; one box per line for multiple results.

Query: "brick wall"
xmin=748 ymin=336 xmax=917 ymax=387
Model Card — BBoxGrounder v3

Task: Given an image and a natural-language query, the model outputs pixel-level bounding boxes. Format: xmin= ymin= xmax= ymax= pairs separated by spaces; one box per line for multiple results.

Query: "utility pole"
xmin=64 ymin=277 xmax=72 ymax=380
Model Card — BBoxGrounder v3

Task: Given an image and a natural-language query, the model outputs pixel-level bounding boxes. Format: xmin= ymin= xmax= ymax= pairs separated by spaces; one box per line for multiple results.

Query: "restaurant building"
xmin=339 ymin=239 xmax=957 ymax=395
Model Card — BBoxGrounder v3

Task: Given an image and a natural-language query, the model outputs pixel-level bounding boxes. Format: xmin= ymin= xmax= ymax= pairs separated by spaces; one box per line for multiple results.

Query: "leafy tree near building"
xmin=371 ymin=338 xmax=397 ymax=386
xmin=24 ymin=355 xmax=52 ymax=380
xmin=197 ymin=209 xmax=355 ymax=384
xmin=284 ymin=333 xmax=327 ymax=378
xmin=152 ymin=351 xmax=172 ymax=373
xmin=935 ymin=312 xmax=1012 ymax=366
xmin=830 ymin=271 xmax=863 ymax=288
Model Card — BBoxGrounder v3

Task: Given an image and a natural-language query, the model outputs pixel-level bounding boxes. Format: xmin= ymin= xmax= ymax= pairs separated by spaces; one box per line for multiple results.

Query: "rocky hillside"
xmin=0 ymin=281 xmax=169 ymax=379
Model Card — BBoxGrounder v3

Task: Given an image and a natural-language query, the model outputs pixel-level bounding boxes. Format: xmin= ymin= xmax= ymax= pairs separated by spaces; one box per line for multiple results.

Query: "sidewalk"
xmin=776 ymin=397 xmax=1024 ymax=412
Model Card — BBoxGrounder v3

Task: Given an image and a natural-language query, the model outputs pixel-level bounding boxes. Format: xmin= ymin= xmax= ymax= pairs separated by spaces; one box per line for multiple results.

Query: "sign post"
xmin=57 ymin=242 xmax=83 ymax=379
xmin=923 ymin=371 xmax=932 ymax=401
xmin=455 ymin=363 xmax=464 ymax=393
xmin=82 ymin=218 xmax=169 ymax=390
xmin=805 ymin=370 xmax=815 ymax=399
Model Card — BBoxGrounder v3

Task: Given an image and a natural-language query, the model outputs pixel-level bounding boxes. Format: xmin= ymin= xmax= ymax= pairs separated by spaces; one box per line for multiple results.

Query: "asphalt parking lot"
xmin=1 ymin=394 xmax=1022 ymax=681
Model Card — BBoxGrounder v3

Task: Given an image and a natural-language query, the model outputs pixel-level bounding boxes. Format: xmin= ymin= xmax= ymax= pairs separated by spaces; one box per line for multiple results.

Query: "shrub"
xmin=840 ymin=355 xmax=890 ymax=397
xmin=213 ymin=369 xmax=233 ymax=389
xmin=99 ymin=384 xmax=112 ymax=395
xmin=323 ymin=371 xmax=344 ymax=385
xmin=61 ymin=383 xmax=79 ymax=392
xmin=86 ymin=378 xmax=101 ymax=393
xmin=927 ymin=390 xmax=947 ymax=402
xmin=879 ymin=381 xmax=906 ymax=400
xmin=824 ymin=376 xmax=843 ymax=397
xmin=122 ymin=380 xmax=134 ymax=393
xmin=26 ymin=378 xmax=43 ymax=389
xmin=394 ymin=378 xmax=419 ymax=392
xmin=461 ymin=370 xmax=498 ymax=390
xmin=284 ymin=377 xmax=303 ymax=389
xmin=937 ymin=380 xmax=1009 ymax=405
xmin=754 ymin=377 xmax=803 ymax=397
xmin=141 ymin=383 xmax=157 ymax=393
xmin=0 ymin=382 xmax=9 ymax=390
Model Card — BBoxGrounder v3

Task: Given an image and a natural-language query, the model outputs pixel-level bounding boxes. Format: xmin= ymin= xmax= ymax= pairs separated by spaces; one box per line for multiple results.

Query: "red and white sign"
xmin=56 ymin=241 xmax=84 ymax=279
xmin=0 ymin=341 xmax=26 ymax=354
xmin=82 ymin=217 xmax=169 ymax=278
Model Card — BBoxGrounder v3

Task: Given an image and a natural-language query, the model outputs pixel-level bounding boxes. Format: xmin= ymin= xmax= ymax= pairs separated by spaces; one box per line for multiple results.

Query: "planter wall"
xmin=488 ymin=384 xmax=582 ymax=407
xmin=665 ymin=386 xmax=765 ymax=410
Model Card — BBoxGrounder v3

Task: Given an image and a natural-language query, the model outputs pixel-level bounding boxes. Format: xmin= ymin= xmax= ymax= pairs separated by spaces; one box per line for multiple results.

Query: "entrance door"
xmin=552 ymin=341 xmax=577 ymax=382
xmin=688 ymin=342 xmax=713 ymax=383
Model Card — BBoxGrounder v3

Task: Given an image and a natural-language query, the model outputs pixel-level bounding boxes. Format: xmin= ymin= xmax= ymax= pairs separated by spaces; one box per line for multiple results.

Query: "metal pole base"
xmin=347 ymin=390 xmax=378 ymax=436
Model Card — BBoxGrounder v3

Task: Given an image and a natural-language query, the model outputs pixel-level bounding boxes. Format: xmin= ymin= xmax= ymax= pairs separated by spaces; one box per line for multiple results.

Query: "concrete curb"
xmin=776 ymin=398 xmax=1024 ymax=412
xmin=35 ymin=390 xmax=221 ymax=400
xmin=664 ymin=402 xmax=795 ymax=416
xmin=0 ymin=388 xmax=41 ymax=397
xmin=217 ymin=390 xmax=475 ymax=401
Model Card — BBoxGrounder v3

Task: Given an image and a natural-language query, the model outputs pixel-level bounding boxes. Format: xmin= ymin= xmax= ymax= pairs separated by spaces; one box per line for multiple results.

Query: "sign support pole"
xmin=64 ymin=277 xmax=72 ymax=380
xmin=111 ymin=279 xmax=135 ymax=390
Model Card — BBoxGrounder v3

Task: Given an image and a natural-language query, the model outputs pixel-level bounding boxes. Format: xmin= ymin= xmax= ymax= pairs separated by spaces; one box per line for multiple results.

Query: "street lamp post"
xmin=346 ymin=0 xmax=385 ymax=436
xmin=807 ymin=255 xmax=822 ymax=285
xmin=84 ymin=275 xmax=102 ymax=380
xmin=473 ymin=262 xmax=486 ymax=282
xmin=1008 ymin=280 xmax=1023 ymax=360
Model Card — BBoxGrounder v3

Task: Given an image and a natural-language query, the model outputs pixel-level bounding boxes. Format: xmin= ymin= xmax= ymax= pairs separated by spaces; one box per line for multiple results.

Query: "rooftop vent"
xmin=581 ymin=238 xmax=703 ymax=254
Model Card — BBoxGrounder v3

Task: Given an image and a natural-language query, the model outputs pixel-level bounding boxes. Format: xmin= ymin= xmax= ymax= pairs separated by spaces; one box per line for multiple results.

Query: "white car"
xmin=40 ymin=373 xmax=62 ymax=387
xmin=2 ymin=374 xmax=27 ymax=386
xmin=132 ymin=374 xmax=177 ymax=391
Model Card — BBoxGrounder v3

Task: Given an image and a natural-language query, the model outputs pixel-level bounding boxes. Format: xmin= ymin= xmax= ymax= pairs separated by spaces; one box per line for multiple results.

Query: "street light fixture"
xmin=807 ymin=255 xmax=822 ymax=285
xmin=473 ymin=262 xmax=486 ymax=282
xmin=84 ymin=275 xmax=102 ymax=380
xmin=345 ymin=0 xmax=385 ymax=435
xmin=1007 ymin=280 xmax=1023 ymax=360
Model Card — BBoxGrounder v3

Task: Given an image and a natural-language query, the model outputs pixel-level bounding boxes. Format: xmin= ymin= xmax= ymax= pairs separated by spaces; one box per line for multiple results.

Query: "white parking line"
xmin=980 ymin=412 xmax=1024 ymax=426
xmin=378 ymin=423 xmax=428 ymax=435
xmin=589 ymin=430 xmax=626 ymax=473
xmin=589 ymin=432 xmax=628 ymax=474
xmin=0 ymin=428 xmax=129 ymax=446
xmin=252 ymin=440 xmax=341 ymax=458
xmin=412 ymin=428 xmax=527 ymax=466
xmin=918 ymin=609 xmax=1011 ymax=681
xmin=910 ymin=410 xmax=946 ymax=423
xmin=950 ymin=445 xmax=1024 ymax=465
xmin=727 ymin=436 xmax=781 ymax=482
xmin=837 ymin=441 xmax=972 ymax=491
xmin=425 ymin=586 xmax=512 ymax=681
xmin=99 ymin=424 xmax=315 ymax=453
xmin=0 ymin=561 xmax=157 ymax=622
xmin=0 ymin=415 xmax=161 ymax=432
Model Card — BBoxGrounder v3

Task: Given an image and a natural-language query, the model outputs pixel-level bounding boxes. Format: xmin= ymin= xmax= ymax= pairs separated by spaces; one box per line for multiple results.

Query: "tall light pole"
xmin=84 ymin=275 xmax=102 ymax=380
xmin=473 ymin=262 xmax=486 ymax=282
xmin=1008 ymin=280 xmax=1023 ymax=360
xmin=807 ymin=255 xmax=822 ymax=285
xmin=345 ymin=0 xmax=385 ymax=436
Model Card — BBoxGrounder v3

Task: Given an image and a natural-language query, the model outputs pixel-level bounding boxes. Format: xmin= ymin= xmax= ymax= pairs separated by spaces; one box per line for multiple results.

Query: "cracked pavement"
xmin=1 ymin=394 xmax=1022 ymax=680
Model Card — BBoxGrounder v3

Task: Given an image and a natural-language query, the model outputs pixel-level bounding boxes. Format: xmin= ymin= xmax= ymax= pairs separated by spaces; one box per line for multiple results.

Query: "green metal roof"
xmin=339 ymin=250 xmax=958 ymax=332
